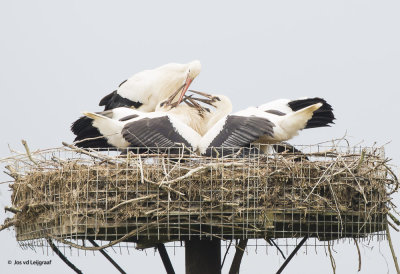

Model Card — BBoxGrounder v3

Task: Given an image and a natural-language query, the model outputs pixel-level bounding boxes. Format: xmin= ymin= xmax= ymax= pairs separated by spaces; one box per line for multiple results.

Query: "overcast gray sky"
xmin=1 ymin=1 xmax=400 ymax=273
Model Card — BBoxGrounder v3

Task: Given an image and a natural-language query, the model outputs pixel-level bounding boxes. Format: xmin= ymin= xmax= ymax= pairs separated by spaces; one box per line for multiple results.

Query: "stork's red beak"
xmin=177 ymin=76 xmax=193 ymax=105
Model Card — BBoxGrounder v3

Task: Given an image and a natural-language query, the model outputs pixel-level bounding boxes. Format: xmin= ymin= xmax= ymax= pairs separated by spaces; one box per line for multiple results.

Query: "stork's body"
xmin=80 ymin=94 xmax=335 ymax=156
xmin=71 ymin=60 xmax=201 ymax=148
xmin=156 ymin=102 xmax=209 ymax=136
xmin=99 ymin=60 xmax=201 ymax=111
xmin=72 ymin=107 xmax=142 ymax=148
xmin=257 ymin=97 xmax=335 ymax=129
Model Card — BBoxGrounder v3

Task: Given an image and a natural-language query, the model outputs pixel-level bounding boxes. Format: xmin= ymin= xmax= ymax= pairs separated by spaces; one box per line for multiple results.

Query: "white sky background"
xmin=0 ymin=1 xmax=399 ymax=273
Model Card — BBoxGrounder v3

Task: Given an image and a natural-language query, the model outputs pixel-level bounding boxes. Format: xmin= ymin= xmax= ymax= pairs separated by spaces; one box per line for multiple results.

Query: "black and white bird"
xmin=71 ymin=60 xmax=201 ymax=148
xmin=81 ymin=103 xmax=274 ymax=156
xmin=72 ymin=107 xmax=143 ymax=148
xmin=99 ymin=60 xmax=202 ymax=111
xmin=79 ymin=94 xmax=333 ymax=156
xmin=257 ymin=97 xmax=335 ymax=129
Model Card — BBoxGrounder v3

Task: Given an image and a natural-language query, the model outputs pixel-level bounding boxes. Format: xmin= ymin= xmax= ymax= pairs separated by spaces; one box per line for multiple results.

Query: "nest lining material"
xmin=2 ymin=142 xmax=398 ymax=249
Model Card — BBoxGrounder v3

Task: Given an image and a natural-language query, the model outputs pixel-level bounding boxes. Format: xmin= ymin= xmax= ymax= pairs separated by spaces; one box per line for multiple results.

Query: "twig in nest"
xmin=388 ymin=221 xmax=400 ymax=232
xmin=62 ymin=142 xmax=116 ymax=164
xmin=4 ymin=165 xmax=20 ymax=180
xmin=327 ymin=242 xmax=336 ymax=274
xmin=52 ymin=219 xmax=165 ymax=251
xmin=143 ymin=178 xmax=186 ymax=198
xmin=0 ymin=219 xmax=17 ymax=232
xmin=389 ymin=212 xmax=400 ymax=227
xmin=303 ymin=161 xmax=336 ymax=202
xmin=386 ymin=225 xmax=400 ymax=274
xmin=5 ymin=206 xmax=21 ymax=214
xmin=21 ymin=140 xmax=38 ymax=166
xmin=160 ymin=162 xmax=245 ymax=186
xmin=353 ymin=238 xmax=361 ymax=272
xmin=107 ymin=194 xmax=158 ymax=212
xmin=385 ymin=163 xmax=399 ymax=195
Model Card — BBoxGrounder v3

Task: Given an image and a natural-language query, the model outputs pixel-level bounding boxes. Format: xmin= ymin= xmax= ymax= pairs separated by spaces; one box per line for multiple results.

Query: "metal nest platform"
xmin=2 ymin=142 xmax=398 ymax=250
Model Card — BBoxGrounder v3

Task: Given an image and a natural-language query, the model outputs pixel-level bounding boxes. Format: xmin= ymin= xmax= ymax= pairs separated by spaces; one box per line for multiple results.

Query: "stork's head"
xmin=187 ymin=60 xmax=201 ymax=80
xmin=177 ymin=60 xmax=202 ymax=104
xmin=202 ymin=94 xmax=233 ymax=115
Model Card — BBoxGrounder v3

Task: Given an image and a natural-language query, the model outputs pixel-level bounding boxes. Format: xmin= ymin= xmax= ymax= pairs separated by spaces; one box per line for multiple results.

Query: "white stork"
xmin=257 ymin=97 xmax=335 ymax=129
xmin=71 ymin=60 xmax=201 ymax=148
xmin=80 ymin=94 xmax=332 ymax=156
xmin=99 ymin=60 xmax=202 ymax=111
xmin=72 ymin=107 xmax=142 ymax=148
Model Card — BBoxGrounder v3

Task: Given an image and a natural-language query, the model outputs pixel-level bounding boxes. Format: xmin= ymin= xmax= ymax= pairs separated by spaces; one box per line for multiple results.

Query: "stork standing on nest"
xmin=81 ymin=91 xmax=334 ymax=156
xmin=71 ymin=60 xmax=202 ymax=148
xmin=184 ymin=91 xmax=335 ymax=146
xmin=76 ymin=90 xmax=210 ymax=150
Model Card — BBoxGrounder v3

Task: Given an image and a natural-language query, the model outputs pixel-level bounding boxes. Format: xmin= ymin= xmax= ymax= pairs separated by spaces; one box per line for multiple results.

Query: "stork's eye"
xmin=160 ymin=102 xmax=165 ymax=107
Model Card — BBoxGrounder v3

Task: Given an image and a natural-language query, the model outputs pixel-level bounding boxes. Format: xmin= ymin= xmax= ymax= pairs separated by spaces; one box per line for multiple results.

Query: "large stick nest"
xmin=1 ymin=142 xmax=398 ymax=249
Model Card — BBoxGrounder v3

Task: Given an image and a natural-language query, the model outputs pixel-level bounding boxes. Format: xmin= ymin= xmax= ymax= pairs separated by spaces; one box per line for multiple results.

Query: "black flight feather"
xmin=287 ymin=97 xmax=335 ymax=129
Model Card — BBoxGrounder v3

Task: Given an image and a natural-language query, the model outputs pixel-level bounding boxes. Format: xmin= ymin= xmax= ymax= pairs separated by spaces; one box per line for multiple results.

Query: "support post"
xmin=229 ymin=239 xmax=248 ymax=274
xmin=47 ymin=239 xmax=83 ymax=274
xmin=88 ymin=239 xmax=126 ymax=274
xmin=156 ymin=243 xmax=175 ymax=274
xmin=276 ymin=236 xmax=308 ymax=274
xmin=185 ymin=238 xmax=221 ymax=274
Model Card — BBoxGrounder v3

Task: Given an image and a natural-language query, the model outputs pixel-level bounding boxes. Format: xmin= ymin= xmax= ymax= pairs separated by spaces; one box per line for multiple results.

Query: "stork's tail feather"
xmin=288 ymin=97 xmax=335 ymax=129
xmin=71 ymin=115 xmax=112 ymax=149
xmin=99 ymin=90 xmax=116 ymax=107
xmin=83 ymin=112 xmax=108 ymax=120
xmin=281 ymin=103 xmax=322 ymax=134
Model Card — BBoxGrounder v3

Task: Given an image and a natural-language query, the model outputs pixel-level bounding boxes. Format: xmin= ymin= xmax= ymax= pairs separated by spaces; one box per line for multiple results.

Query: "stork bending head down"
xmin=99 ymin=60 xmax=201 ymax=111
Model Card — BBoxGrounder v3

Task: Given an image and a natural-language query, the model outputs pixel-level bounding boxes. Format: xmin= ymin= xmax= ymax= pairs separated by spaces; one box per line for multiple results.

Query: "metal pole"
xmin=156 ymin=243 xmax=175 ymax=274
xmin=89 ymin=239 xmax=126 ymax=274
xmin=276 ymin=236 xmax=308 ymax=274
xmin=47 ymin=238 xmax=83 ymax=274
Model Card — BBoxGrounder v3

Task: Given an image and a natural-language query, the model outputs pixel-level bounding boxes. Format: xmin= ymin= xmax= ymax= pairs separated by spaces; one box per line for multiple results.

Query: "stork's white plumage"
xmin=81 ymin=107 xmax=143 ymax=148
xmin=257 ymin=97 xmax=335 ymax=129
xmin=155 ymin=100 xmax=209 ymax=136
xmin=81 ymin=94 xmax=273 ymax=155
xmin=71 ymin=61 xmax=201 ymax=149
xmin=72 ymin=106 xmax=146 ymax=148
xmin=99 ymin=60 xmax=202 ymax=111
xmin=82 ymin=108 xmax=202 ymax=150
xmin=79 ymin=93 xmax=335 ymax=156
xmin=195 ymin=95 xmax=325 ymax=154
xmin=234 ymin=103 xmax=322 ymax=143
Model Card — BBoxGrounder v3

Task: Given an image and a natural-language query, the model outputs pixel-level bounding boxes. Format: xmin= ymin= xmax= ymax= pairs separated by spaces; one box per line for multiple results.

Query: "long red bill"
xmin=177 ymin=77 xmax=193 ymax=105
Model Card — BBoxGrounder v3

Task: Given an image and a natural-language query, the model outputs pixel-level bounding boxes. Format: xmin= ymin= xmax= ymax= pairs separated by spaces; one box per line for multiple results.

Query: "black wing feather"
xmin=288 ymin=97 xmax=335 ymax=129
xmin=121 ymin=116 xmax=193 ymax=153
xmin=71 ymin=116 xmax=112 ymax=149
xmin=99 ymin=90 xmax=143 ymax=110
xmin=205 ymin=115 xmax=275 ymax=156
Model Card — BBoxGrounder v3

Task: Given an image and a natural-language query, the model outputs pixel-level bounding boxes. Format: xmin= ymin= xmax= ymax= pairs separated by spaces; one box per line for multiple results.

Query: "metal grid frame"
xmin=6 ymin=143 xmax=393 ymax=250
